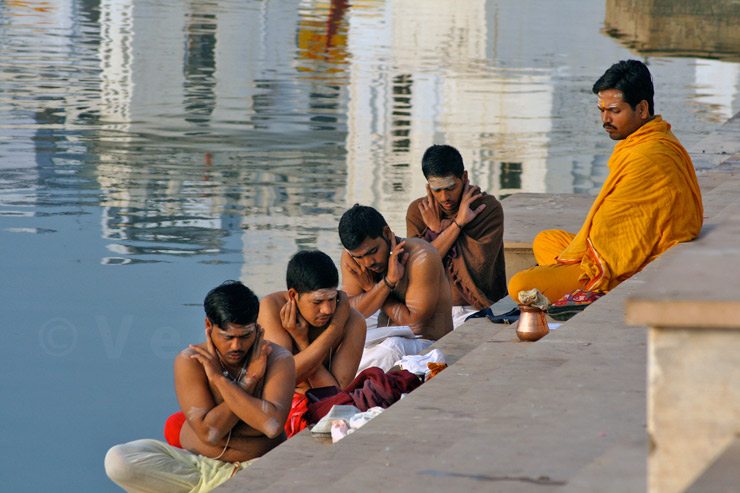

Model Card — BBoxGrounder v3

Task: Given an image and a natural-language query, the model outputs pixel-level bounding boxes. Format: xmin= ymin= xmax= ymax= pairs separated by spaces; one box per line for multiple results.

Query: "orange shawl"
xmin=557 ymin=116 xmax=703 ymax=291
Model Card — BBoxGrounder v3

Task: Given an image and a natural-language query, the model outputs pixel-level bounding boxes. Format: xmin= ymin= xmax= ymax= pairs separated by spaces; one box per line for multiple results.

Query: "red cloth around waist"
xmin=164 ymin=411 xmax=186 ymax=448
xmin=285 ymin=392 xmax=309 ymax=438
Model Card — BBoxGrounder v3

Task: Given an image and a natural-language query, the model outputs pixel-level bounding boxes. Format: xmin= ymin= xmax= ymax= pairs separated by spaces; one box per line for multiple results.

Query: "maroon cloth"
xmin=305 ymin=367 xmax=422 ymax=424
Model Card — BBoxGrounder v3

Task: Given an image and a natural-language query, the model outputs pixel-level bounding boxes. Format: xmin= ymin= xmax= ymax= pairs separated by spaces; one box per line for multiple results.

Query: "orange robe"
xmin=508 ymin=116 xmax=703 ymax=302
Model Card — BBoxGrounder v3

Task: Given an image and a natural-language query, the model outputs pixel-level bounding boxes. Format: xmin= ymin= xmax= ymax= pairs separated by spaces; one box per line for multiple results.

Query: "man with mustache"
xmin=406 ymin=144 xmax=507 ymax=327
xmin=508 ymin=60 xmax=703 ymax=308
xmin=339 ymin=204 xmax=453 ymax=372
xmin=105 ymin=281 xmax=295 ymax=492
xmin=259 ymin=250 xmax=366 ymax=436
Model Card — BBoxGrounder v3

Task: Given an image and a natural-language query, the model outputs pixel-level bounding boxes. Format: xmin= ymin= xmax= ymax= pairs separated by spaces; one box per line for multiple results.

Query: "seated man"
xmin=406 ymin=144 xmax=506 ymax=327
xmin=105 ymin=281 xmax=295 ymax=493
xmin=508 ymin=60 xmax=703 ymax=305
xmin=259 ymin=250 xmax=366 ymax=436
xmin=339 ymin=204 xmax=453 ymax=372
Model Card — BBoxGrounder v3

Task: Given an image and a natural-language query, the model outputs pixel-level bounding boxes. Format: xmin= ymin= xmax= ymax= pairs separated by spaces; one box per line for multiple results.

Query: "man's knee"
xmin=105 ymin=443 xmax=137 ymax=486
xmin=532 ymin=229 xmax=566 ymax=265
xmin=507 ymin=270 xmax=530 ymax=303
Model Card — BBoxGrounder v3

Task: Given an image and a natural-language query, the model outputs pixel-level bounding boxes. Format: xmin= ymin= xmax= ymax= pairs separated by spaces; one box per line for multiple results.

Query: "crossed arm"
xmin=259 ymin=291 xmax=366 ymax=389
xmin=174 ymin=340 xmax=295 ymax=447
xmin=340 ymin=252 xmax=395 ymax=318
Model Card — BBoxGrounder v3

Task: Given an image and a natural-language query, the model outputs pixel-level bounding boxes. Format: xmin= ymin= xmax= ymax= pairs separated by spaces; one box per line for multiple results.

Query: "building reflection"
xmin=2 ymin=0 xmax=739 ymax=292
xmin=603 ymin=0 xmax=740 ymax=124
xmin=343 ymin=0 xmax=555 ymax=229
xmin=604 ymin=0 xmax=740 ymax=62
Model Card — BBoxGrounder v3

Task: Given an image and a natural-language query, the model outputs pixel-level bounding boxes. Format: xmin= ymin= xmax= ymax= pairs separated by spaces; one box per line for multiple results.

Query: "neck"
xmin=219 ymin=353 xmax=248 ymax=378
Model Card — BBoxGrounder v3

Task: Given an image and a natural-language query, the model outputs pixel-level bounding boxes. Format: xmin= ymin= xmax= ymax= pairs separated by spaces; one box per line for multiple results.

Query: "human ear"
xmin=639 ymin=100 xmax=649 ymax=119
xmin=287 ymin=288 xmax=298 ymax=302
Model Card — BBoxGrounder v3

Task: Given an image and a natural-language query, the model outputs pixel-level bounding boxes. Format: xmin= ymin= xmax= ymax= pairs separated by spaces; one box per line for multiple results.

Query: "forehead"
xmin=597 ymin=89 xmax=627 ymax=107
xmin=300 ymin=288 xmax=338 ymax=302
xmin=348 ymin=236 xmax=384 ymax=257
xmin=217 ymin=322 xmax=257 ymax=336
xmin=427 ymin=175 xmax=459 ymax=191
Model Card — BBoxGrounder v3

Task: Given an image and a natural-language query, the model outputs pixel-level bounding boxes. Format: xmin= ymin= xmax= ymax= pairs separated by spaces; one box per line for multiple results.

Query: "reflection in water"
xmin=1 ymin=1 xmax=740 ymax=491
xmin=604 ymin=0 xmax=740 ymax=62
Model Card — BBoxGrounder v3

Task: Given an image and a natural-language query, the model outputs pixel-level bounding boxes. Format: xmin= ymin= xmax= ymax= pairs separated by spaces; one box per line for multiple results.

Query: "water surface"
xmin=1 ymin=1 xmax=738 ymax=491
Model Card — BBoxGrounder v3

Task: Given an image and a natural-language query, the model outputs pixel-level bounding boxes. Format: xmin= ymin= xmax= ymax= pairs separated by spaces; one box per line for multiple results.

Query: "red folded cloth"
xmin=305 ymin=367 xmax=422 ymax=424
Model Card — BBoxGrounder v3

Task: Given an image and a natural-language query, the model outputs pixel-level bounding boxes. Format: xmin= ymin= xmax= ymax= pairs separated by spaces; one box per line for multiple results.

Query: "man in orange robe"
xmin=508 ymin=60 xmax=703 ymax=304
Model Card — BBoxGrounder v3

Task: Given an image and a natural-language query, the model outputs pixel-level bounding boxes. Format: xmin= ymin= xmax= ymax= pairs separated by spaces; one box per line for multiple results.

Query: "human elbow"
xmin=262 ymin=417 xmax=282 ymax=439
xmin=204 ymin=426 xmax=226 ymax=446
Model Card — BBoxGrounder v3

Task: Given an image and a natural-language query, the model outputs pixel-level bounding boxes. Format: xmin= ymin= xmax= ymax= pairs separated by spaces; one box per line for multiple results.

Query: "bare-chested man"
xmin=338 ymin=204 xmax=452 ymax=372
xmin=259 ymin=250 xmax=366 ymax=436
xmin=105 ymin=281 xmax=295 ymax=492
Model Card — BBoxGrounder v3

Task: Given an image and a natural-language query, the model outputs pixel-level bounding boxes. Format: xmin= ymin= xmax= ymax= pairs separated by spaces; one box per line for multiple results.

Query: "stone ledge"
xmin=502 ymin=193 xmax=592 ymax=248
xmin=502 ymin=193 xmax=592 ymax=280
xmin=626 ymin=197 xmax=740 ymax=329
xmin=685 ymin=438 xmax=740 ymax=493
xmin=218 ymin=275 xmax=648 ymax=492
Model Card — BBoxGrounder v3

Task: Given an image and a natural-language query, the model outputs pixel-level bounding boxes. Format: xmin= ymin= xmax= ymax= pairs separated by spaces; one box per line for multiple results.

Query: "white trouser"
xmin=357 ymin=311 xmax=432 ymax=374
xmin=105 ymin=439 xmax=250 ymax=493
xmin=451 ymin=305 xmax=478 ymax=329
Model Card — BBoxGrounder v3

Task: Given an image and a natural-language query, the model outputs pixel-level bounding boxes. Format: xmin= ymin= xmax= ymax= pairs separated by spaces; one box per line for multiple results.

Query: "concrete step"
xmin=218 ymin=275 xmax=647 ymax=492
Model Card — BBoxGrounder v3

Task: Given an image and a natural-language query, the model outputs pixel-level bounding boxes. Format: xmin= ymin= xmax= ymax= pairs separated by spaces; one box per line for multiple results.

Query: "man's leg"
xmin=507 ymin=262 xmax=585 ymax=305
xmin=451 ymin=305 xmax=478 ymax=329
xmin=105 ymin=439 xmax=241 ymax=493
xmin=532 ymin=230 xmax=576 ymax=266
xmin=356 ymin=336 xmax=432 ymax=374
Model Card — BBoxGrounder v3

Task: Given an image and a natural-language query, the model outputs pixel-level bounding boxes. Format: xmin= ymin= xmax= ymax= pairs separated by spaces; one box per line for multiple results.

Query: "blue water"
xmin=1 ymin=0 xmax=738 ymax=491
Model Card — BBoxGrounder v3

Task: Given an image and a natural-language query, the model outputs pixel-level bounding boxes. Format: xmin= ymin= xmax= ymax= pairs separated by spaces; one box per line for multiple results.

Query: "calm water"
xmin=1 ymin=0 xmax=738 ymax=491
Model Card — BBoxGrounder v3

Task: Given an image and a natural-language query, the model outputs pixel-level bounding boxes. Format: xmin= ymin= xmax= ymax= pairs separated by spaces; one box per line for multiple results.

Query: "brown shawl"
xmin=406 ymin=193 xmax=506 ymax=309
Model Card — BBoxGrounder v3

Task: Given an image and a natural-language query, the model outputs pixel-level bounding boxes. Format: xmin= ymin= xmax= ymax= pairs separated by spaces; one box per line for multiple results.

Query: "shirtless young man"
xmin=105 ymin=281 xmax=295 ymax=492
xmin=259 ymin=250 xmax=366 ymax=436
xmin=260 ymin=250 xmax=366 ymax=392
xmin=338 ymin=204 xmax=452 ymax=372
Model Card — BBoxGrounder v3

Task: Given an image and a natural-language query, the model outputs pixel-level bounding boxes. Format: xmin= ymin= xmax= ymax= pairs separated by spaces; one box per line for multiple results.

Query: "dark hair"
xmin=204 ymin=280 xmax=259 ymax=328
xmin=592 ymin=59 xmax=654 ymax=115
xmin=421 ymin=144 xmax=464 ymax=179
xmin=286 ymin=250 xmax=338 ymax=293
xmin=338 ymin=204 xmax=388 ymax=250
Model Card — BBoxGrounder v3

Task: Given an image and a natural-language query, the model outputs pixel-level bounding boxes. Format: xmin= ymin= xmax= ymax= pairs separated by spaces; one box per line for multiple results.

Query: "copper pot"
xmin=516 ymin=305 xmax=549 ymax=342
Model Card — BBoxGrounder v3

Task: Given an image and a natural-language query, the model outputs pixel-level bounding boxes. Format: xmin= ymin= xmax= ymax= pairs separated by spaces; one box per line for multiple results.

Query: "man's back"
xmin=387 ymin=237 xmax=453 ymax=340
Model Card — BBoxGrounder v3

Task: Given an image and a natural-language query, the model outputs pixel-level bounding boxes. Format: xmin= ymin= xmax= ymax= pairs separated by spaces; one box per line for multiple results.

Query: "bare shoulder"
xmin=261 ymin=291 xmax=288 ymax=309
xmin=346 ymin=307 xmax=367 ymax=332
xmin=174 ymin=344 xmax=207 ymax=382
xmin=175 ymin=343 xmax=204 ymax=364
xmin=267 ymin=342 xmax=294 ymax=368
xmin=405 ymin=237 xmax=443 ymax=266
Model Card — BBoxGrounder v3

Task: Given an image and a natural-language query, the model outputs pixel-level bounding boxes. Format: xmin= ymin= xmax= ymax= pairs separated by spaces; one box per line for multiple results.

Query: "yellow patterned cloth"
xmin=508 ymin=116 xmax=703 ymax=301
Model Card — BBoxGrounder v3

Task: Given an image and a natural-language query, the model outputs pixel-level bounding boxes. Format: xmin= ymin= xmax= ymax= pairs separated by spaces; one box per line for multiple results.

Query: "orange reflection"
xmin=296 ymin=0 xmax=350 ymax=74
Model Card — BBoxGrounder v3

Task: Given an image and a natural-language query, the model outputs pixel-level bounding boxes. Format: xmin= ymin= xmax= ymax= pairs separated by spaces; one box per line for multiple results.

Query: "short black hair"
xmin=204 ymin=280 xmax=259 ymax=328
xmin=286 ymin=250 xmax=338 ymax=293
xmin=592 ymin=59 xmax=654 ymax=115
xmin=421 ymin=144 xmax=464 ymax=179
xmin=338 ymin=204 xmax=387 ymax=250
